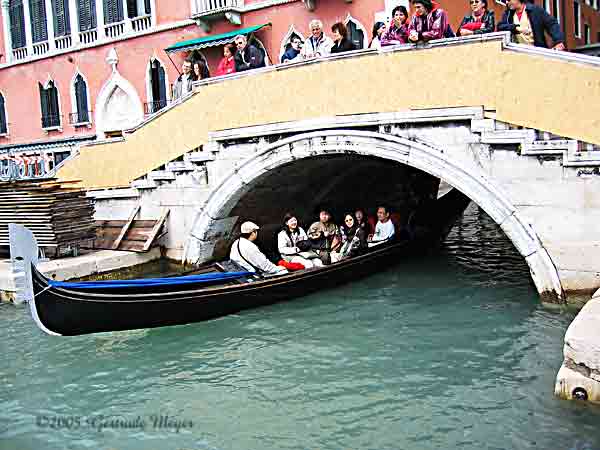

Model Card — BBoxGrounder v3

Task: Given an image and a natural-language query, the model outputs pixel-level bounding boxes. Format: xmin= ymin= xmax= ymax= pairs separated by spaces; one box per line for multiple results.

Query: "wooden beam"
xmin=112 ymin=205 xmax=140 ymax=250
xmin=142 ymin=208 xmax=170 ymax=252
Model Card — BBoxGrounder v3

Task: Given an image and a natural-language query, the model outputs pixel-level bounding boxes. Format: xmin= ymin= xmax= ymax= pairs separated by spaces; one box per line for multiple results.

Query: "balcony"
xmin=105 ymin=21 xmax=126 ymax=39
xmin=12 ymin=47 xmax=28 ymax=61
xmin=33 ymin=41 xmax=50 ymax=56
xmin=192 ymin=0 xmax=243 ymax=27
xmin=79 ymin=29 xmax=98 ymax=45
xmin=131 ymin=15 xmax=152 ymax=32
xmin=69 ymin=111 xmax=92 ymax=126
xmin=55 ymin=35 xmax=72 ymax=50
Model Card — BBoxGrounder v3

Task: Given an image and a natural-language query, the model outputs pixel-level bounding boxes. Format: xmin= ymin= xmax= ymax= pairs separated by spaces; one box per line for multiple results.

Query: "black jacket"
xmin=457 ymin=10 xmax=495 ymax=35
xmin=234 ymin=44 xmax=266 ymax=72
xmin=330 ymin=38 xmax=357 ymax=54
xmin=497 ymin=4 xmax=564 ymax=48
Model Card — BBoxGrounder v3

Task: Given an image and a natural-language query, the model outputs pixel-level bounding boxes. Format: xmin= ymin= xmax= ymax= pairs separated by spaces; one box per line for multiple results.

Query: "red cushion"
xmin=277 ymin=260 xmax=306 ymax=271
xmin=461 ymin=21 xmax=483 ymax=31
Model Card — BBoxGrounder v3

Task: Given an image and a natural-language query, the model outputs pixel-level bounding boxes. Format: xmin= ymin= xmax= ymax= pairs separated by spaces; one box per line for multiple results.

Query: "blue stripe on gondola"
xmin=48 ymin=271 xmax=253 ymax=289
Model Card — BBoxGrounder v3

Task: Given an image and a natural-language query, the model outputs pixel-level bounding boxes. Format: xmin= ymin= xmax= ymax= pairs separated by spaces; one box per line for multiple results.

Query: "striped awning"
xmin=165 ymin=23 xmax=271 ymax=53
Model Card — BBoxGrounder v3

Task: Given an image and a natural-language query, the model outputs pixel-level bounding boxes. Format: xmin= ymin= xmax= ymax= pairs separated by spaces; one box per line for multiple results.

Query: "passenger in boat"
xmin=368 ymin=205 xmax=396 ymax=247
xmin=330 ymin=22 xmax=357 ymax=54
xmin=456 ymin=0 xmax=495 ymax=36
xmin=408 ymin=0 xmax=450 ymax=43
xmin=380 ymin=5 xmax=410 ymax=46
xmin=277 ymin=213 xmax=323 ymax=269
xmin=230 ymin=221 xmax=288 ymax=275
xmin=333 ymin=214 xmax=368 ymax=262
xmin=355 ymin=209 xmax=376 ymax=236
xmin=301 ymin=19 xmax=334 ymax=59
xmin=215 ymin=44 xmax=237 ymax=76
xmin=307 ymin=208 xmax=340 ymax=265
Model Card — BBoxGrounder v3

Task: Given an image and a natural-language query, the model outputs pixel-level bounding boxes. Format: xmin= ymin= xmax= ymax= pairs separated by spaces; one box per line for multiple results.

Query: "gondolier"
xmin=230 ymin=221 xmax=288 ymax=276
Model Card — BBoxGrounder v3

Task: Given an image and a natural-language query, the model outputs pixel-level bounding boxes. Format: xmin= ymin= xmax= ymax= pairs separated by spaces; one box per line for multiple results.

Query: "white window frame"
xmin=41 ymin=77 xmax=63 ymax=132
xmin=551 ymin=0 xmax=561 ymax=23
xmin=573 ymin=0 xmax=581 ymax=37
xmin=584 ymin=23 xmax=591 ymax=44
xmin=69 ymin=69 xmax=92 ymax=126
xmin=0 ymin=90 xmax=9 ymax=136
xmin=145 ymin=56 xmax=170 ymax=109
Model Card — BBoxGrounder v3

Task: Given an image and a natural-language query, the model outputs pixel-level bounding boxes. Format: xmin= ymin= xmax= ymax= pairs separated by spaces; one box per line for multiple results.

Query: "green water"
xmin=1 ymin=204 xmax=599 ymax=450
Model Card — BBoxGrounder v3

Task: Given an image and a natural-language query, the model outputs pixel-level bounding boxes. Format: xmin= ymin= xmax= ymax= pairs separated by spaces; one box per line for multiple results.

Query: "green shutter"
xmin=0 ymin=94 xmax=7 ymax=134
xmin=29 ymin=0 xmax=48 ymax=43
xmin=52 ymin=0 xmax=71 ymax=36
xmin=9 ymin=0 xmax=27 ymax=49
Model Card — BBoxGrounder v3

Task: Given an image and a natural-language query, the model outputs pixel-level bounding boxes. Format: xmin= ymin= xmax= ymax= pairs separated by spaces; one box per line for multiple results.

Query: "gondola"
xmin=17 ymin=188 xmax=471 ymax=336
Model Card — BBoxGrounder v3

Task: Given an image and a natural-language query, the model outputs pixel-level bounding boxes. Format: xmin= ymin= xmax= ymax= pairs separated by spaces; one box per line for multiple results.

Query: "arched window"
xmin=9 ymin=0 xmax=27 ymax=49
xmin=29 ymin=0 xmax=49 ymax=43
xmin=147 ymin=59 xmax=167 ymax=114
xmin=0 ymin=93 xmax=7 ymax=135
xmin=72 ymin=74 xmax=90 ymax=124
xmin=77 ymin=0 xmax=97 ymax=31
xmin=345 ymin=17 xmax=366 ymax=49
xmin=103 ymin=0 xmax=124 ymax=24
xmin=51 ymin=0 xmax=71 ymax=37
xmin=39 ymin=80 xmax=61 ymax=129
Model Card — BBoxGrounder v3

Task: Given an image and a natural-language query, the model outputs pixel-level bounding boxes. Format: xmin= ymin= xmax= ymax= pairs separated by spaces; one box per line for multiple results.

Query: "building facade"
xmin=0 ymin=0 xmax=599 ymax=180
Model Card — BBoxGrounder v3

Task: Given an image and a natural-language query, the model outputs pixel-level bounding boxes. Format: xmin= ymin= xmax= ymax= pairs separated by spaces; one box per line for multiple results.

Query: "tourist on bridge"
xmin=233 ymin=35 xmax=266 ymax=72
xmin=457 ymin=0 xmax=495 ymax=36
xmin=192 ymin=60 xmax=210 ymax=81
xmin=330 ymin=22 xmax=357 ymax=54
xmin=278 ymin=213 xmax=323 ymax=269
xmin=368 ymin=206 xmax=396 ymax=247
xmin=230 ymin=222 xmax=288 ymax=275
xmin=307 ymin=208 xmax=340 ymax=265
xmin=370 ymin=22 xmax=386 ymax=49
xmin=216 ymin=44 xmax=237 ymax=76
xmin=301 ymin=19 xmax=334 ymax=59
xmin=408 ymin=0 xmax=450 ymax=43
xmin=381 ymin=5 xmax=410 ymax=46
xmin=497 ymin=0 xmax=565 ymax=49
xmin=281 ymin=37 xmax=303 ymax=63
xmin=172 ymin=59 xmax=194 ymax=100
xmin=335 ymin=214 xmax=368 ymax=261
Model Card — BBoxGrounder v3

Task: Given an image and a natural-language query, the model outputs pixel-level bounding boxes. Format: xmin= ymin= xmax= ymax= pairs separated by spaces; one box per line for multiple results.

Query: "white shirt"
xmin=181 ymin=74 xmax=191 ymax=95
xmin=369 ymin=220 xmax=395 ymax=247
xmin=277 ymin=227 xmax=309 ymax=256
xmin=230 ymin=238 xmax=287 ymax=275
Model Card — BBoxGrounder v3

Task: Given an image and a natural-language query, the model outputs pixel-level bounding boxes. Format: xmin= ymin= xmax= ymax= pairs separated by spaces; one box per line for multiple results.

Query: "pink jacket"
xmin=380 ymin=22 xmax=409 ymax=46
xmin=408 ymin=8 xmax=449 ymax=41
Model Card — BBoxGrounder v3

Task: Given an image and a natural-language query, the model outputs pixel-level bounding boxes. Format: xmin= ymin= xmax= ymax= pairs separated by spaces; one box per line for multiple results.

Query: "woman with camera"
xmin=278 ymin=213 xmax=323 ymax=269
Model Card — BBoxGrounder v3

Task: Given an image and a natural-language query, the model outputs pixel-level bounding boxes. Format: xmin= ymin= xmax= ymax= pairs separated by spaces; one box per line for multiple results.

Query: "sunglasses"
xmin=470 ymin=0 xmax=481 ymax=4
xmin=345 ymin=218 xmax=354 ymax=222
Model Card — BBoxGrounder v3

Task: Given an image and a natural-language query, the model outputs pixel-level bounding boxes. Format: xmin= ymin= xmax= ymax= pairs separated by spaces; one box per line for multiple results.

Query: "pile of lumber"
xmin=0 ymin=179 xmax=95 ymax=253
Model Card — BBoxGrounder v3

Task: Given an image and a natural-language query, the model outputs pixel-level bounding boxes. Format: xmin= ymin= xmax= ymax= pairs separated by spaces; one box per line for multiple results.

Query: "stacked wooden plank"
xmin=0 ymin=180 xmax=95 ymax=252
xmin=91 ymin=213 xmax=169 ymax=253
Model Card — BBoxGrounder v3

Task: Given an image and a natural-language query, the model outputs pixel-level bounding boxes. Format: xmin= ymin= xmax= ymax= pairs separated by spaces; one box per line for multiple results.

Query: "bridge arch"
xmin=185 ymin=129 xmax=564 ymax=301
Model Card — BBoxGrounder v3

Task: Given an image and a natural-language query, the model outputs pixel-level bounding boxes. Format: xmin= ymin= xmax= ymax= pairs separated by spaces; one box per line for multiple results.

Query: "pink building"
xmin=1 ymin=0 xmax=599 ymax=179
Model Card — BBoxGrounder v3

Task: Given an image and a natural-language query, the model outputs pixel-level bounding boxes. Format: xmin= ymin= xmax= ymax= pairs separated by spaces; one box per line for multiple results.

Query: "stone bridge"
xmin=63 ymin=33 xmax=600 ymax=302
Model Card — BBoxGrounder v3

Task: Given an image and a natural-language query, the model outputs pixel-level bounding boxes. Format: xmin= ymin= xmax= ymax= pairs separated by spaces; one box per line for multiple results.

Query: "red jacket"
xmin=215 ymin=57 xmax=236 ymax=76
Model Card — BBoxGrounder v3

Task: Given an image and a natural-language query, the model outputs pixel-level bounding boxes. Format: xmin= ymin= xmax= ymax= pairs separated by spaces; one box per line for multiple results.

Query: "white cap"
xmin=240 ymin=221 xmax=260 ymax=233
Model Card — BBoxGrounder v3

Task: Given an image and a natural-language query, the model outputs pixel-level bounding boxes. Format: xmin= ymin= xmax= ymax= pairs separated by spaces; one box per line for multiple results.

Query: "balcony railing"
xmin=55 ymin=35 xmax=72 ymax=50
xmin=69 ymin=111 xmax=92 ymax=125
xmin=79 ymin=29 xmax=98 ymax=45
xmin=193 ymin=0 xmax=242 ymax=15
xmin=144 ymin=100 xmax=168 ymax=116
xmin=132 ymin=15 xmax=152 ymax=32
xmin=32 ymin=41 xmax=50 ymax=56
xmin=105 ymin=21 xmax=126 ymax=39
xmin=41 ymin=114 xmax=62 ymax=129
xmin=12 ymin=47 xmax=28 ymax=61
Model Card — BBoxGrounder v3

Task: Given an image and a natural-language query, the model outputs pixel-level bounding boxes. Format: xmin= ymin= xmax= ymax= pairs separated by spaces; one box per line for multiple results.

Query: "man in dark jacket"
xmin=497 ymin=0 xmax=565 ymax=49
xmin=233 ymin=35 xmax=266 ymax=72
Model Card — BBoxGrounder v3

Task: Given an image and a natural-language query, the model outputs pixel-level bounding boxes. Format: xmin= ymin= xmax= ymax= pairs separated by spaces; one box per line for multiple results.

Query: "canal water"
xmin=1 ymin=204 xmax=599 ymax=450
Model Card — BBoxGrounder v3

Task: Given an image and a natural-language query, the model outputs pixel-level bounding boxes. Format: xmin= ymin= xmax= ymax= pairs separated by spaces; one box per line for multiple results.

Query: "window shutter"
xmin=48 ymin=82 xmax=60 ymax=124
xmin=29 ymin=0 xmax=48 ymax=43
xmin=0 ymin=94 xmax=7 ymax=134
xmin=9 ymin=1 xmax=27 ymax=49
xmin=77 ymin=0 xmax=97 ymax=31
xmin=126 ymin=0 xmax=137 ymax=18
xmin=52 ymin=0 xmax=71 ymax=36
xmin=39 ymin=83 xmax=50 ymax=128
xmin=75 ymin=75 xmax=89 ymax=123
xmin=157 ymin=65 xmax=167 ymax=107
xmin=103 ymin=0 xmax=123 ymax=24
xmin=144 ymin=0 xmax=150 ymax=15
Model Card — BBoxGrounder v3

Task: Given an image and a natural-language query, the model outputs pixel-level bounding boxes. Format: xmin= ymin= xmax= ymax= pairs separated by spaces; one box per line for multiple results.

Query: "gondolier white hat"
xmin=240 ymin=221 xmax=260 ymax=233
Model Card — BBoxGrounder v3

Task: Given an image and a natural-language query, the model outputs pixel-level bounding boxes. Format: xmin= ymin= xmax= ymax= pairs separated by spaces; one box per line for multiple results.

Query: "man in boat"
xmin=368 ymin=205 xmax=396 ymax=247
xmin=307 ymin=208 xmax=340 ymax=265
xmin=230 ymin=221 xmax=288 ymax=276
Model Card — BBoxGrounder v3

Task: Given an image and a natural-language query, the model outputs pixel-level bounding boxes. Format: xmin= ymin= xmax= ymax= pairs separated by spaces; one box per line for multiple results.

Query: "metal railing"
xmin=55 ymin=35 xmax=72 ymax=49
xmin=12 ymin=47 xmax=28 ymax=60
xmin=41 ymin=114 xmax=61 ymax=129
xmin=69 ymin=111 xmax=92 ymax=125
xmin=193 ymin=0 xmax=242 ymax=15
xmin=32 ymin=41 xmax=50 ymax=56
xmin=131 ymin=15 xmax=152 ymax=32
xmin=79 ymin=28 xmax=98 ymax=44
xmin=105 ymin=21 xmax=126 ymax=39
xmin=144 ymin=100 xmax=168 ymax=115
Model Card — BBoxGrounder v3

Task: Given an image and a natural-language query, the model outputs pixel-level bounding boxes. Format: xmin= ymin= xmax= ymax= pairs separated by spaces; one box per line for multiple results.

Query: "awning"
xmin=165 ymin=23 xmax=271 ymax=53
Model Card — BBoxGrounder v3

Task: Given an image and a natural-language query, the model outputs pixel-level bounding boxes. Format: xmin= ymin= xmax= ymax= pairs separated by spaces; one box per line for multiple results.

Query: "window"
xmin=543 ymin=0 xmax=550 ymax=13
xmin=126 ymin=0 xmax=150 ymax=17
xmin=51 ymin=0 xmax=70 ymax=36
xmin=103 ymin=0 xmax=124 ymax=24
xmin=573 ymin=1 xmax=581 ymax=37
xmin=0 ymin=94 xmax=7 ymax=135
xmin=39 ymin=81 xmax=61 ymax=129
xmin=8 ymin=0 xmax=27 ymax=49
xmin=77 ymin=0 xmax=97 ymax=31
xmin=552 ymin=0 xmax=560 ymax=22
xmin=346 ymin=19 xmax=365 ymax=49
xmin=72 ymin=74 xmax=90 ymax=124
xmin=584 ymin=24 xmax=591 ymax=44
xmin=147 ymin=59 xmax=167 ymax=114
xmin=29 ymin=0 xmax=48 ymax=43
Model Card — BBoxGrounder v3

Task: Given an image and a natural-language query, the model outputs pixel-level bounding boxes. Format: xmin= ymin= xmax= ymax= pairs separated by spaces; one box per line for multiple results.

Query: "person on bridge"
xmin=368 ymin=206 xmax=396 ymax=247
xmin=192 ymin=60 xmax=210 ymax=81
xmin=307 ymin=208 xmax=340 ymax=265
xmin=381 ymin=5 xmax=410 ymax=46
xmin=233 ymin=35 xmax=266 ymax=72
xmin=215 ymin=44 xmax=236 ymax=76
xmin=370 ymin=22 xmax=387 ymax=49
xmin=230 ymin=222 xmax=288 ymax=276
xmin=331 ymin=22 xmax=357 ymax=54
xmin=278 ymin=213 xmax=323 ymax=269
xmin=457 ymin=0 xmax=495 ymax=36
xmin=172 ymin=59 xmax=194 ymax=100
xmin=301 ymin=20 xmax=334 ymax=59
xmin=281 ymin=36 xmax=303 ymax=63
xmin=497 ymin=0 xmax=565 ymax=49
xmin=408 ymin=0 xmax=450 ymax=43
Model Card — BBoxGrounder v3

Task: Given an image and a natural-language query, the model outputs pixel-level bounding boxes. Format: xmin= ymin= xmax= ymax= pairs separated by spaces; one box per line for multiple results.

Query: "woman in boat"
xmin=277 ymin=213 xmax=323 ymax=269
xmin=230 ymin=221 xmax=288 ymax=275
xmin=355 ymin=208 xmax=376 ymax=236
xmin=333 ymin=213 xmax=368 ymax=262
